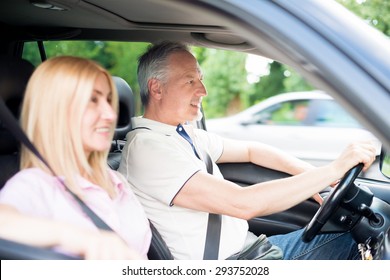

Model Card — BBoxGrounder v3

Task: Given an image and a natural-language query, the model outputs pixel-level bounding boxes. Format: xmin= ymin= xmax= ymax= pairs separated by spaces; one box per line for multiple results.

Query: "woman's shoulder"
xmin=11 ymin=167 xmax=52 ymax=179
xmin=0 ymin=168 xmax=60 ymax=212
xmin=3 ymin=168 xmax=56 ymax=190
xmin=108 ymin=169 xmax=129 ymax=189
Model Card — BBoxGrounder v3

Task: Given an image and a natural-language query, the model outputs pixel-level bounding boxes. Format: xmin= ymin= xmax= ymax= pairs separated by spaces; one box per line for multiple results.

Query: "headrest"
xmin=0 ymin=56 xmax=35 ymax=155
xmin=0 ymin=56 xmax=35 ymax=115
xmin=112 ymin=76 xmax=135 ymax=140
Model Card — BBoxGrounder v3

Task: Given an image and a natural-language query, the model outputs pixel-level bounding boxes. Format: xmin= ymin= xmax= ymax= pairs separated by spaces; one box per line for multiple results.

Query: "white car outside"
xmin=206 ymin=90 xmax=380 ymax=166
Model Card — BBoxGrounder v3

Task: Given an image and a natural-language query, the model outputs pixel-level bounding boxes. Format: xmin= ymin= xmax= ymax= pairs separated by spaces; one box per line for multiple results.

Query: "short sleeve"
xmin=0 ymin=169 xmax=57 ymax=218
xmin=121 ymin=131 xmax=203 ymax=206
xmin=194 ymin=129 xmax=224 ymax=162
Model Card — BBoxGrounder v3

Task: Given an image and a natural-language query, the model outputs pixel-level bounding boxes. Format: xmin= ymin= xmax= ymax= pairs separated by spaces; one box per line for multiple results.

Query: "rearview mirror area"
xmin=380 ymin=148 xmax=390 ymax=179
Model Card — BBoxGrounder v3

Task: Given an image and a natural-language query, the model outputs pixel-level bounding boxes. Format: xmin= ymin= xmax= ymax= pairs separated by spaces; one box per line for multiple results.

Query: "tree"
xmin=247 ymin=62 xmax=285 ymax=105
xmin=23 ymin=41 xmax=149 ymax=115
xmin=103 ymin=42 xmax=149 ymax=114
xmin=337 ymin=0 xmax=390 ymax=36
xmin=199 ymin=49 xmax=248 ymax=118
xmin=283 ymin=65 xmax=314 ymax=93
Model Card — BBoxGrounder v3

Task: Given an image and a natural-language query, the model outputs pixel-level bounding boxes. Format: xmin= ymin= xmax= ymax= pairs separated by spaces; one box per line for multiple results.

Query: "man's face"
xmin=158 ymin=51 xmax=207 ymax=125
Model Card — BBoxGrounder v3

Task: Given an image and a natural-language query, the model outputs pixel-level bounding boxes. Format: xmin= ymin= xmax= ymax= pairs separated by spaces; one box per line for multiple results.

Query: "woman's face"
xmin=81 ymin=73 xmax=117 ymax=156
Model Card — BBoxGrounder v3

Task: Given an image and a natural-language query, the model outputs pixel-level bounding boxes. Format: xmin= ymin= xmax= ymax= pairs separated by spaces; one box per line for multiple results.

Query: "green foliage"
xmin=337 ymin=0 xmax=390 ymax=36
xmin=283 ymin=66 xmax=314 ymax=93
xmin=102 ymin=42 xmax=149 ymax=114
xmin=23 ymin=41 xmax=149 ymax=114
xmin=198 ymin=49 xmax=248 ymax=118
xmin=200 ymin=56 xmax=313 ymax=118
xmin=247 ymin=62 xmax=285 ymax=105
xmin=192 ymin=47 xmax=208 ymax=66
xmin=201 ymin=0 xmax=390 ymax=118
xmin=383 ymin=153 xmax=390 ymax=177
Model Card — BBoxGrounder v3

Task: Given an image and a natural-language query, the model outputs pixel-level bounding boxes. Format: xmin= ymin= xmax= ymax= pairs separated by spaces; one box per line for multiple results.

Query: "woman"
xmin=0 ymin=56 xmax=151 ymax=259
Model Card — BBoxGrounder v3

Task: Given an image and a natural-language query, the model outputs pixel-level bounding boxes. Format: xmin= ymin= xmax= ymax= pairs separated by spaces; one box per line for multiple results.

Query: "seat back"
xmin=107 ymin=76 xmax=135 ymax=170
xmin=0 ymin=56 xmax=35 ymax=188
xmin=112 ymin=76 xmax=135 ymax=142
xmin=147 ymin=222 xmax=174 ymax=260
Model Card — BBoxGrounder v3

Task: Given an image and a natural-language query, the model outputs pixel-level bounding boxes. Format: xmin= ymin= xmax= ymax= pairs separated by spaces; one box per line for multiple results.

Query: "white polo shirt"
xmin=118 ymin=117 xmax=248 ymax=260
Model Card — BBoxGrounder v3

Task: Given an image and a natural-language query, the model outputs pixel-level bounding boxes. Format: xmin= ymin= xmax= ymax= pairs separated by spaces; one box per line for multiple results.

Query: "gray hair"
xmin=137 ymin=41 xmax=191 ymax=106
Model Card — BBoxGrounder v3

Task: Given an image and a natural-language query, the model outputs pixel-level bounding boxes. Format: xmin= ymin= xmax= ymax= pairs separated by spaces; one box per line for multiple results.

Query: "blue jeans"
xmin=267 ymin=229 xmax=360 ymax=260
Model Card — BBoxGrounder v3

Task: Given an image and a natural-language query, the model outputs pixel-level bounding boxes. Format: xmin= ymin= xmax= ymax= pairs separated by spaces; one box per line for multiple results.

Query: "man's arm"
xmin=218 ymin=138 xmax=325 ymax=204
xmin=217 ymin=138 xmax=315 ymax=175
xmin=173 ymin=140 xmax=376 ymax=220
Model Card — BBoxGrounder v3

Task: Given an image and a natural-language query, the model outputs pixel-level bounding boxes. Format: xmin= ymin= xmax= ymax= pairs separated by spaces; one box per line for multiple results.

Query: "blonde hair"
xmin=20 ymin=56 xmax=118 ymax=197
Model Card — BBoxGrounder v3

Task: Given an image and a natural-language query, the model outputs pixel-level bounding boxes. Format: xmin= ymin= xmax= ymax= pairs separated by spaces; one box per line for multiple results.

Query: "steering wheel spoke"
xmin=302 ymin=163 xmax=364 ymax=242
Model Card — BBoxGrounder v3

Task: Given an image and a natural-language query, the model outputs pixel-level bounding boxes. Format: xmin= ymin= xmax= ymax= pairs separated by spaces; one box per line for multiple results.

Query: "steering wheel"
xmin=302 ymin=163 xmax=364 ymax=242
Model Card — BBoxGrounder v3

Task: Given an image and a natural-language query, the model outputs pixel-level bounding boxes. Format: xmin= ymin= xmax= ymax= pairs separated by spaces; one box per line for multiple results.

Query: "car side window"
xmin=254 ymin=100 xmax=309 ymax=125
xmin=309 ymin=100 xmax=361 ymax=128
xmin=22 ymin=42 xmax=42 ymax=67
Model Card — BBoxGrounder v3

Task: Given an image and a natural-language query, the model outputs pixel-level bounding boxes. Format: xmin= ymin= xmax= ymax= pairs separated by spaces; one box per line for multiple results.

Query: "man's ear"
xmin=148 ymin=78 xmax=162 ymax=100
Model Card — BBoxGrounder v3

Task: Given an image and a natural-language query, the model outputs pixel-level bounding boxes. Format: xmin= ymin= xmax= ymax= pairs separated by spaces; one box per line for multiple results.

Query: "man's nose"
xmin=196 ymin=80 xmax=207 ymax=97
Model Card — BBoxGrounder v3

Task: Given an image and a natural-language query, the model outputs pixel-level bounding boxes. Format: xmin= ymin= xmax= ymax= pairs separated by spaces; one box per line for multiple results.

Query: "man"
xmin=118 ymin=41 xmax=376 ymax=260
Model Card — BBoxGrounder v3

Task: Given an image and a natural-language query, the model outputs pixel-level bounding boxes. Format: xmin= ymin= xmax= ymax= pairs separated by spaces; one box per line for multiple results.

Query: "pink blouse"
xmin=0 ymin=168 xmax=152 ymax=259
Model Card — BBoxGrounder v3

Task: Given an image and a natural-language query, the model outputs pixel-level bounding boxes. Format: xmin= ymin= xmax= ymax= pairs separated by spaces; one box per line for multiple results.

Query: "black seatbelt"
xmin=201 ymin=151 xmax=222 ymax=260
xmin=0 ymin=99 xmax=114 ymax=232
xmin=176 ymin=124 xmax=222 ymax=260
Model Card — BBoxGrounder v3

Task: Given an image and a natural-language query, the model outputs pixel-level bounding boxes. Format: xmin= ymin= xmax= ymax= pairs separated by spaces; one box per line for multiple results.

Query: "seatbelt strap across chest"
xmin=201 ymin=151 xmax=222 ymax=260
xmin=176 ymin=124 xmax=222 ymax=260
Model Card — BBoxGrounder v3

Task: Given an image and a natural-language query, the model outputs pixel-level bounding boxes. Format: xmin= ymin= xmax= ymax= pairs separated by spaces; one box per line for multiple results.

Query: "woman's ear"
xmin=148 ymin=78 xmax=162 ymax=100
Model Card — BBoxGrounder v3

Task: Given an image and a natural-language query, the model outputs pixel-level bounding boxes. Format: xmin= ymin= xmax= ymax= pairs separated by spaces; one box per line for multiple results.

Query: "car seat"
xmin=0 ymin=55 xmax=35 ymax=189
xmin=107 ymin=76 xmax=135 ymax=170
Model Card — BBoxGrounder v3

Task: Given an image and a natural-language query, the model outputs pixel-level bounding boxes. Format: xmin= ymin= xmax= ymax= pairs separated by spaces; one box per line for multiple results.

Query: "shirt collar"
xmin=132 ymin=116 xmax=180 ymax=136
xmin=70 ymin=169 xmax=123 ymax=192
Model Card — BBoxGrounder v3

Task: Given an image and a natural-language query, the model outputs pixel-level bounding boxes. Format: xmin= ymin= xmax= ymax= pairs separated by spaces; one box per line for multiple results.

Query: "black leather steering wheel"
xmin=302 ymin=163 xmax=364 ymax=242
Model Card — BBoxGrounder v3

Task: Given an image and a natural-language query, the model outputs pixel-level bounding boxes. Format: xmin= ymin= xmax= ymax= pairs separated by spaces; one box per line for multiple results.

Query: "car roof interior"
xmin=0 ymin=0 xmax=266 ymax=57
